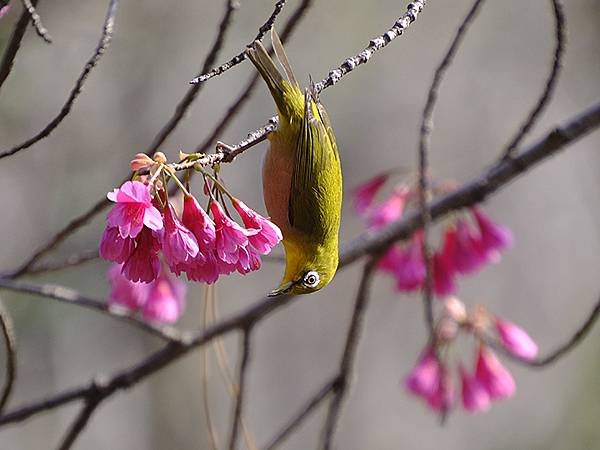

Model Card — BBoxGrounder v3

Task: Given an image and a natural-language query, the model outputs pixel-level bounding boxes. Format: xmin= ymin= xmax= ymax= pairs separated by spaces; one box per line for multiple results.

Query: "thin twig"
xmin=265 ymin=376 xmax=338 ymax=450
xmin=56 ymin=397 xmax=102 ymax=450
xmin=21 ymin=0 xmax=52 ymax=43
xmin=0 ymin=0 xmax=119 ymax=161
xmin=191 ymin=0 xmax=289 ymax=84
xmin=0 ymin=278 xmax=182 ymax=342
xmin=0 ymin=299 xmax=16 ymax=413
xmin=418 ymin=0 xmax=486 ymax=334
xmin=216 ymin=0 xmax=427 ymax=156
xmin=0 ymin=0 xmax=40 ymax=91
xmin=0 ymin=96 xmax=599 ymax=432
xmin=25 ymin=250 xmax=99 ymax=275
xmin=202 ymin=286 xmax=220 ymax=450
xmin=227 ymin=329 xmax=252 ymax=450
xmin=501 ymin=0 xmax=566 ymax=159
xmin=320 ymin=259 xmax=377 ymax=450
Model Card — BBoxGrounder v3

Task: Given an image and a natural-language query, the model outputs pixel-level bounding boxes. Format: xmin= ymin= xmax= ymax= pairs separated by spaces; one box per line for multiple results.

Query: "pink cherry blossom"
xmin=377 ymin=245 xmax=404 ymax=274
xmin=472 ymin=208 xmax=514 ymax=257
xmin=99 ymin=226 xmax=135 ymax=263
xmin=122 ymin=227 xmax=161 ymax=283
xmin=352 ymin=173 xmax=390 ymax=215
xmin=496 ymin=319 xmax=539 ymax=361
xmin=454 ymin=220 xmax=487 ymax=274
xmin=0 ymin=4 xmax=10 ymax=18
xmin=405 ymin=348 xmax=442 ymax=399
xmin=160 ymin=203 xmax=199 ymax=270
xmin=475 ymin=346 xmax=515 ymax=400
xmin=232 ymin=198 xmax=282 ymax=254
xmin=182 ymin=195 xmax=216 ymax=251
xmin=367 ymin=187 xmax=409 ymax=230
xmin=142 ymin=272 xmax=186 ymax=323
xmin=107 ymin=264 xmax=148 ymax=310
xmin=426 ymin=365 xmax=454 ymax=413
xmin=210 ymin=200 xmax=254 ymax=265
xmin=181 ymin=250 xmax=220 ymax=284
xmin=394 ymin=233 xmax=425 ymax=292
xmin=433 ymin=251 xmax=457 ymax=296
xmin=107 ymin=181 xmax=163 ymax=239
xmin=460 ymin=365 xmax=491 ymax=413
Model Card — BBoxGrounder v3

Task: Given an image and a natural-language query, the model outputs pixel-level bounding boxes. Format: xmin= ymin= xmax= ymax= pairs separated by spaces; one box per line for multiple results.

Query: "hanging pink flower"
xmin=475 ymin=346 xmax=516 ymax=400
xmin=367 ymin=187 xmax=409 ymax=230
xmin=122 ymin=227 xmax=161 ymax=283
xmin=405 ymin=348 xmax=442 ymax=399
xmin=433 ymin=251 xmax=457 ymax=296
xmin=426 ymin=365 xmax=454 ymax=413
xmin=394 ymin=233 xmax=425 ymax=292
xmin=377 ymin=245 xmax=404 ymax=274
xmin=459 ymin=365 xmax=491 ymax=413
xmin=160 ymin=203 xmax=199 ymax=270
xmin=181 ymin=250 xmax=220 ymax=284
xmin=496 ymin=319 xmax=539 ymax=361
xmin=453 ymin=219 xmax=487 ymax=274
xmin=210 ymin=200 xmax=255 ymax=265
xmin=472 ymin=208 xmax=514 ymax=258
xmin=99 ymin=226 xmax=135 ymax=263
xmin=141 ymin=272 xmax=186 ymax=323
xmin=106 ymin=181 xmax=163 ymax=239
xmin=236 ymin=246 xmax=262 ymax=275
xmin=232 ymin=198 xmax=282 ymax=254
xmin=107 ymin=264 xmax=148 ymax=311
xmin=182 ymin=195 xmax=216 ymax=250
xmin=0 ymin=4 xmax=10 ymax=18
xmin=352 ymin=173 xmax=390 ymax=215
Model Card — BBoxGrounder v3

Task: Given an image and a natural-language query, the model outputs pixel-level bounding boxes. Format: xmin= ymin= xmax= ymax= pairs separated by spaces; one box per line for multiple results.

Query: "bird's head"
xmin=268 ymin=237 xmax=338 ymax=297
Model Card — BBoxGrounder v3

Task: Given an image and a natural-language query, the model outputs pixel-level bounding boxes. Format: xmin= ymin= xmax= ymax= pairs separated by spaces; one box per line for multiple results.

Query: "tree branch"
xmin=227 ymin=328 xmax=252 ymax=450
xmin=0 ymin=299 xmax=16 ymax=413
xmin=20 ymin=0 xmax=52 ymax=43
xmin=0 ymin=0 xmax=119 ymax=161
xmin=56 ymin=397 xmax=102 ymax=450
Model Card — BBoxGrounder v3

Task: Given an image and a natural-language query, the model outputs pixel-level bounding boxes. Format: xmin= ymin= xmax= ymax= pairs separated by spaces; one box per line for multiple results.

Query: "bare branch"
xmin=0 ymin=0 xmax=41 ymax=91
xmin=0 ymin=278 xmax=182 ymax=342
xmin=25 ymin=250 xmax=99 ymax=275
xmin=0 ymin=0 xmax=119 ymax=161
xmin=56 ymin=397 xmax=102 ymax=450
xmin=216 ymin=0 xmax=427 ymax=156
xmin=21 ymin=0 xmax=52 ymax=43
xmin=227 ymin=329 xmax=252 ymax=450
xmin=418 ymin=0 xmax=487 ymax=334
xmin=320 ymin=259 xmax=377 ymax=450
xmin=501 ymin=0 xmax=566 ymax=159
xmin=0 ymin=299 xmax=16 ymax=413
xmin=190 ymin=0 xmax=289 ymax=84
xmin=265 ymin=376 xmax=337 ymax=450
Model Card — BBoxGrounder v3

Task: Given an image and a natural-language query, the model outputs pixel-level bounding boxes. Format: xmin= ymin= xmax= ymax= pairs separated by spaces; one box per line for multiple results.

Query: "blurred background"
xmin=0 ymin=0 xmax=599 ymax=448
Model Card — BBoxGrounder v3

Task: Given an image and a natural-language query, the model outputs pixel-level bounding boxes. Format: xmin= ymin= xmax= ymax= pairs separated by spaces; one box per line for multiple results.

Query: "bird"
xmin=246 ymin=29 xmax=343 ymax=296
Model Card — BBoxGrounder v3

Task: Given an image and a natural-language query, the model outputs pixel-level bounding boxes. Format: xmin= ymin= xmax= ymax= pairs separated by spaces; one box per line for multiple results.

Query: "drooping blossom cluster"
xmin=0 ymin=3 xmax=9 ymax=19
xmin=100 ymin=152 xmax=282 ymax=323
xmin=352 ymin=173 xmax=514 ymax=296
xmin=405 ymin=297 xmax=539 ymax=414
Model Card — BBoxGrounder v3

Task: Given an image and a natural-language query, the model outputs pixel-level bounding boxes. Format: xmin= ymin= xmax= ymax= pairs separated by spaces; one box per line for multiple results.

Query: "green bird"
xmin=246 ymin=30 xmax=343 ymax=296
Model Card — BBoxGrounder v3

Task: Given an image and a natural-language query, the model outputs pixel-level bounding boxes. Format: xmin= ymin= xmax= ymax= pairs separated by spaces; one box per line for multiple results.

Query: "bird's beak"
xmin=268 ymin=281 xmax=295 ymax=297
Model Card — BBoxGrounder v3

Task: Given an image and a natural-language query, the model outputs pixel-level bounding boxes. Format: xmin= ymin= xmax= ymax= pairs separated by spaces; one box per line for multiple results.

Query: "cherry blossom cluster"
xmin=405 ymin=297 xmax=538 ymax=414
xmin=99 ymin=152 xmax=282 ymax=323
xmin=352 ymin=173 xmax=514 ymax=295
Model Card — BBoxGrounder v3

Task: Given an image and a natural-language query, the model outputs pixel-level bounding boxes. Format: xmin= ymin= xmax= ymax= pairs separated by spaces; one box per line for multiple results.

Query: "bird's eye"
xmin=302 ymin=271 xmax=320 ymax=288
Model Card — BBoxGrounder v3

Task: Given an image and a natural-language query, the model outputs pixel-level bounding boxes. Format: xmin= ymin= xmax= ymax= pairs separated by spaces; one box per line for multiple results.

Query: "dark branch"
xmin=265 ymin=377 xmax=337 ymax=450
xmin=320 ymin=259 xmax=377 ymax=450
xmin=0 ymin=299 xmax=16 ymax=413
xmin=227 ymin=329 xmax=252 ymax=450
xmin=21 ymin=0 xmax=52 ymax=43
xmin=0 ymin=0 xmax=41 ymax=91
xmin=25 ymin=250 xmax=99 ymax=275
xmin=418 ymin=0 xmax=486 ymax=334
xmin=0 ymin=0 xmax=119 ymax=161
xmin=56 ymin=397 xmax=102 ymax=450
xmin=501 ymin=0 xmax=566 ymax=159
xmin=190 ymin=0 xmax=289 ymax=84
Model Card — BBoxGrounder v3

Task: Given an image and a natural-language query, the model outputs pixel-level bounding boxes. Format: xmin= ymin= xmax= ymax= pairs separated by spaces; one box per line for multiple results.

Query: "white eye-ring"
xmin=302 ymin=271 xmax=320 ymax=288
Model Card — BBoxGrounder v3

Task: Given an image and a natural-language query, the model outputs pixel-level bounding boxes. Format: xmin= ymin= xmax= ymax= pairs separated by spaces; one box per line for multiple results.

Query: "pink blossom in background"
xmin=0 ymin=4 xmax=10 ymax=18
xmin=107 ymin=181 xmax=163 ymax=239
xmin=377 ymin=245 xmax=404 ymax=274
xmin=453 ymin=219 xmax=487 ymax=274
xmin=99 ymin=226 xmax=135 ymax=264
xmin=472 ymin=207 xmax=514 ymax=258
xmin=405 ymin=348 xmax=443 ymax=400
xmin=496 ymin=319 xmax=539 ymax=361
xmin=122 ymin=227 xmax=161 ymax=283
xmin=141 ymin=273 xmax=186 ymax=323
xmin=352 ymin=173 xmax=390 ymax=215
xmin=107 ymin=264 xmax=148 ymax=311
xmin=426 ymin=365 xmax=454 ymax=413
xmin=394 ymin=233 xmax=425 ymax=292
xmin=475 ymin=346 xmax=516 ymax=400
xmin=433 ymin=251 xmax=457 ymax=296
xmin=232 ymin=198 xmax=282 ymax=254
xmin=160 ymin=203 xmax=199 ymax=270
xmin=367 ymin=187 xmax=409 ymax=230
xmin=459 ymin=365 xmax=491 ymax=413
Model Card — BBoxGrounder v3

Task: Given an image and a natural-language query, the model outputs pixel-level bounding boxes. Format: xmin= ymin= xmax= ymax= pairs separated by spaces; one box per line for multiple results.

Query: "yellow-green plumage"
xmin=247 ymin=30 xmax=342 ymax=296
